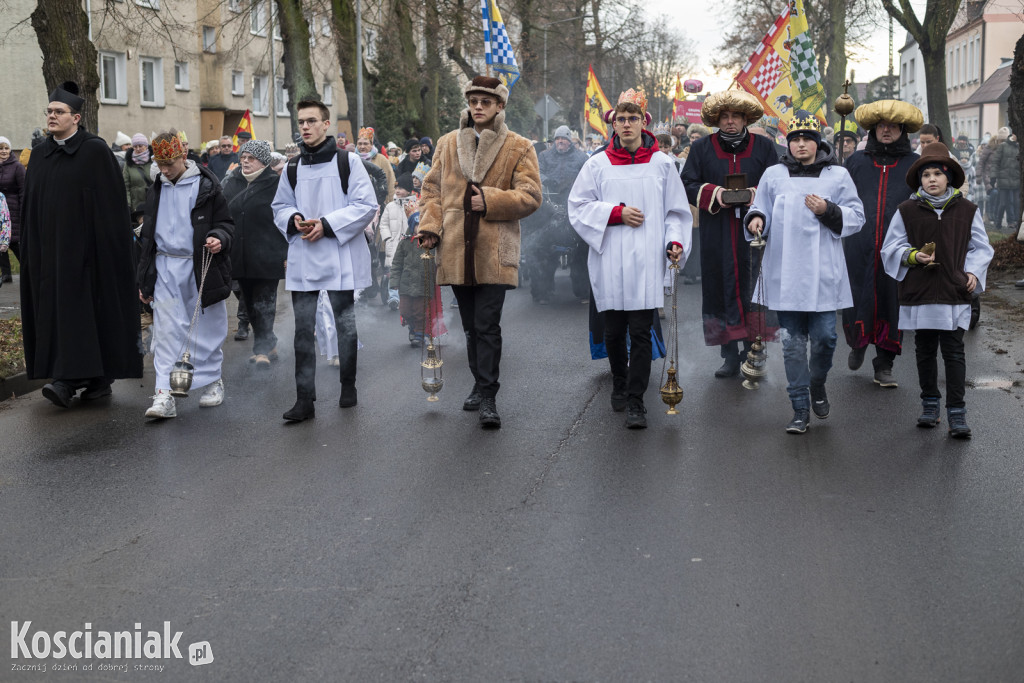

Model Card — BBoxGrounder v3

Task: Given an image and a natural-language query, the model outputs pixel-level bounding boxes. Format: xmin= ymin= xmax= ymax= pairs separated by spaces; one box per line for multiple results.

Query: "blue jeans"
xmin=776 ymin=311 xmax=837 ymax=409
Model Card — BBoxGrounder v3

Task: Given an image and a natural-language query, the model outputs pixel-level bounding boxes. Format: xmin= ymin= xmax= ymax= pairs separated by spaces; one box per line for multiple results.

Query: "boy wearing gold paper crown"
xmin=745 ymin=111 xmax=865 ymax=434
xmin=880 ymin=142 xmax=993 ymax=438
xmin=137 ymin=130 xmax=234 ymax=419
xmin=569 ymin=88 xmax=692 ymax=429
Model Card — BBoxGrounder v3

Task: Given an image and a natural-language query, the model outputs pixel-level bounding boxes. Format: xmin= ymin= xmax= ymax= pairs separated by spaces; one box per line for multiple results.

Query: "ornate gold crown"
xmin=789 ymin=111 xmax=821 ymax=135
xmin=358 ymin=127 xmax=375 ymax=142
xmin=152 ymin=135 xmax=185 ymax=162
xmin=617 ymin=88 xmax=648 ymax=114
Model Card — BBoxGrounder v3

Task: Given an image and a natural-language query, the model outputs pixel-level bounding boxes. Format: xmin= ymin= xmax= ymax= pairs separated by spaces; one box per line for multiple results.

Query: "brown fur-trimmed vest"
xmin=896 ymin=195 xmax=976 ymax=306
xmin=418 ymin=110 xmax=542 ymax=287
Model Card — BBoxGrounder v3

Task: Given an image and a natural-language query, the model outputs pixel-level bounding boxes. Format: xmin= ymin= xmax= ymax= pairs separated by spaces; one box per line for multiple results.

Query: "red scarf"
xmin=604 ymin=131 xmax=657 ymax=166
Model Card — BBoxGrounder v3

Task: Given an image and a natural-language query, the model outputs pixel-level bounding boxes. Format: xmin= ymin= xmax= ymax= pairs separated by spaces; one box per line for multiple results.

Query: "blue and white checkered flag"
xmin=481 ymin=0 xmax=520 ymax=91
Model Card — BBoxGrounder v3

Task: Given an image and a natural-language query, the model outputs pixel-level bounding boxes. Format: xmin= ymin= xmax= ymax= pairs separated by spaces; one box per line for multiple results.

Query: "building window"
xmin=909 ymin=58 xmax=915 ymax=83
xmin=98 ymin=51 xmax=127 ymax=105
xmin=174 ymin=61 xmax=189 ymax=91
xmin=306 ymin=13 xmax=316 ymax=47
xmin=250 ymin=0 xmax=267 ymax=36
xmin=231 ymin=70 xmax=244 ymax=96
xmin=139 ymin=56 xmax=164 ymax=107
xmin=136 ymin=0 xmax=159 ymax=8
xmin=275 ymin=78 xmax=289 ymax=116
xmin=202 ymin=26 xmax=216 ymax=53
xmin=321 ymin=16 xmax=332 ymax=37
xmin=323 ymin=83 xmax=333 ymax=106
xmin=228 ymin=0 xmax=242 ymax=10
xmin=901 ymin=63 xmax=907 ymax=86
xmin=252 ymin=75 xmax=269 ymax=115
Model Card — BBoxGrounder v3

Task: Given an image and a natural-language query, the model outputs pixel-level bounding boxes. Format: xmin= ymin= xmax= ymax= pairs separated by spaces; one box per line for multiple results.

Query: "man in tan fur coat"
xmin=418 ymin=75 xmax=542 ymax=429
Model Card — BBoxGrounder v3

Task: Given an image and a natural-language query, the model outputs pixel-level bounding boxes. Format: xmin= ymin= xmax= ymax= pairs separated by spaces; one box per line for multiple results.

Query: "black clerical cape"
xmin=19 ymin=130 xmax=143 ymax=380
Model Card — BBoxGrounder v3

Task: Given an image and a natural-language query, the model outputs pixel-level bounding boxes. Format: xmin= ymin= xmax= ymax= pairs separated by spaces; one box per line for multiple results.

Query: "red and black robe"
xmin=681 ymin=132 xmax=778 ymax=347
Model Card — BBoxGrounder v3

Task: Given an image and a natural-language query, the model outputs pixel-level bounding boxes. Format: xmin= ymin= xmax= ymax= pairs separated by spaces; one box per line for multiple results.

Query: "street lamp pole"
xmin=355 ymin=0 xmax=364 ymax=131
xmin=540 ymin=14 xmax=589 ymax=141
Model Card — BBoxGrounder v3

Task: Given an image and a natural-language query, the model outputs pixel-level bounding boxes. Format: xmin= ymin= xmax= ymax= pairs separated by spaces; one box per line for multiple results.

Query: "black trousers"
xmin=604 ymin=309 xmax=654 ymax=401
xmin=238 ymin=278 xmax=280 ymax=355
xmin=291 ymin=290 xmax=356 ymax=400
xmin=231 ymin=280 xmax=249 ymax=325
xmin=451 ymin=284 xmax=506 ymax=398
xmin=915 ymin=328 xmax=966 ymax=408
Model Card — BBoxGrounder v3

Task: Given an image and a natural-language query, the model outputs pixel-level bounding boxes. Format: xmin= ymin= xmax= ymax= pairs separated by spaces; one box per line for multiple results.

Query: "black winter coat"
xmin=137 ymin=163 xmax=234 ymax=308
xmin=0 ymin=155 xmax=26 ymax=243
xmin=222 ymin=167 xmax=287 ymax=280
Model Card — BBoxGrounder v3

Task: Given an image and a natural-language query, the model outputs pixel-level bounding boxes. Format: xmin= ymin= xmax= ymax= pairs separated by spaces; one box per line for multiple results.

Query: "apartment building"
xmin=945 ymin=0 xmax=1021 ymax=141
xmin=0 ymin=0 xmax=347 ymax=151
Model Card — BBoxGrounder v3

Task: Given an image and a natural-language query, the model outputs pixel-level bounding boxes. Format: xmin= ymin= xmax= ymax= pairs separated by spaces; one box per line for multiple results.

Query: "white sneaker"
xmin=145 ymin=390 xmax=176 ymax=419
xmin=199 ymin=378 xmax=224 ymax=407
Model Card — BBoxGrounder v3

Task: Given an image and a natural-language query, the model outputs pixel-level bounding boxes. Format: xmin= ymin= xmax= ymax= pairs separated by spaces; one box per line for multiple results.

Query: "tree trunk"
xmin=920 ymin=46 xmax=951 ymax=141
xmin=823 ymin=0 xmax=847 ymax=125
xmin=329 ymin=0 xmax=375 ymax=125
xmin=880 ymin=0 xmax=959 ymax=141
xmin=420 ymin=0 xmax=442 ymax=140
xmin=30 ymin=0 xmax=99 ymax=134
xmin=1010 ymin=34 xmax=1024 ymax=226
xmin=275 ymin=0 xmax=318 ymax=138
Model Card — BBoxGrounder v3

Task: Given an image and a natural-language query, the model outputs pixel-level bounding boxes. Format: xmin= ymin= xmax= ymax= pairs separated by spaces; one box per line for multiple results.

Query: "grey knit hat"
xmin=239 ymin=140 xmax=273 ymax=167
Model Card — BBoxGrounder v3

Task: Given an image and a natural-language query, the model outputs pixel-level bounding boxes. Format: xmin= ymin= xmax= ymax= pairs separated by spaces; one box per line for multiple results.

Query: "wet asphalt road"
xmin=2 ymin=273 xmax=1023 ymax=682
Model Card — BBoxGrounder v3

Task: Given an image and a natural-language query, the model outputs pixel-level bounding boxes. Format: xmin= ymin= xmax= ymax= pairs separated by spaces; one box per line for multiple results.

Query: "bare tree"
xmin=276 ymin=0 xmax=320 ymax=133
xmin=30 ymin=0 xmax=99 ymax=132
xmin=879 ymin=0 xmax=962 ymax=139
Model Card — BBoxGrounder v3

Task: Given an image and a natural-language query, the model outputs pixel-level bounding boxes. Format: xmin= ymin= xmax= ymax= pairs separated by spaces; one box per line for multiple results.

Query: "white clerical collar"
xmin=54 ymin=129 xmax=79 ymax=145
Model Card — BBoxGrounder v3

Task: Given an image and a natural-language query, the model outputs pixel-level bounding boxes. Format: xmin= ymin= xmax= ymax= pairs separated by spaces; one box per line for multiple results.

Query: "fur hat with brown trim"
xmin=464 ymin=75 xmax=509 ymax=105
xmin=905 ymin=141 xmax=965 ymax=189
xmin=700 ymin=90 xmax=763 ymax=127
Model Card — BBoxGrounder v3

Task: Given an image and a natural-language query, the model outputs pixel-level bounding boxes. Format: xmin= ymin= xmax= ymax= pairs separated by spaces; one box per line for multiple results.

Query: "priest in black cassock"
xmin=681 ymin=91 xmax=779 ymax=378
xmin=20 ymin=82 xmax=143 ymax=408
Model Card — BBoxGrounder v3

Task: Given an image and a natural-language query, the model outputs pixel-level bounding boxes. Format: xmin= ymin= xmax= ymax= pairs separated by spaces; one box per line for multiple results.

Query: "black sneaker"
xmin=479 ymin=398 xmax=501 ymax=429
xmin=873 ymin=367 xmax=898 ymax=388
xmin=714 ymin=356 xmax=741 ymax=378
xmin=463 ymin=386 xmax=483 ymax=411
xmin=80 ymin=379 xmax=113 ymax=401
xmin=848 ymin=346 xmax=866 ymax=370
xmin=810 ymin=385 xmax=830 ymax=419
xmin=234 ymin=324 xmax=250 ymax=341
xmin=41 ymin=381 xmax=75 ymax=408
xmin=947 ymin=407 xmax=972 ymax=439
xmin=283 ymin=398 xmax=315 ymax=422
xmin=339 ymin=384 xmax=357 ymax=408
xmin=786 ymin=409 xmax=810 ymax=434
xmin=917 ymin=398 xmax=941 ymax=428
xmin=611 ymin=377 xmax=628 ymax=412
xmin=625 ymin=399 xmax=647 ymax=429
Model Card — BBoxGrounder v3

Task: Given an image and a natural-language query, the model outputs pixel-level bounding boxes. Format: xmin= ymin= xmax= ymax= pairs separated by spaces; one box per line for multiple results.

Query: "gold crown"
xmin=616 ymin=88 xmax=648 ymax=114
xmin=789 ymin=111 xmax=821 ymax=135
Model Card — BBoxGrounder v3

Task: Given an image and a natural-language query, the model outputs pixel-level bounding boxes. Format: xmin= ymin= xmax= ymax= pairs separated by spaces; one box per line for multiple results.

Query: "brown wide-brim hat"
xmin=464 ymin=75 xmax=509 ymax=105
xmin=855 ymin=99 xmax=924 ymax=134
xmin=700 ymin=90 xmax=763 ymax=128
xmin=905 ymin=141 xmax=965 ymax=189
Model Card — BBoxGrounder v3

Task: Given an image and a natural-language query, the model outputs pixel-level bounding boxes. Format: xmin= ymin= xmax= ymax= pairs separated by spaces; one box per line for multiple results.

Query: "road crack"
xmin=519 ymin=381 xmax=601 ymax=508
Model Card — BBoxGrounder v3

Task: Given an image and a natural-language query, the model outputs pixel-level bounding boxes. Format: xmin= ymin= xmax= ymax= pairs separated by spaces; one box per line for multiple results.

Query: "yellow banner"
xmin=585 ymin=65 xmax=611 ymax=140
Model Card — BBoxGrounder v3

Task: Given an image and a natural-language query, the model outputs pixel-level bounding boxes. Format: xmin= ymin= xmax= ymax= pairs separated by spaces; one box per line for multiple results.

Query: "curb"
xmin=0 ymin=372 xmax=45 ymax=402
